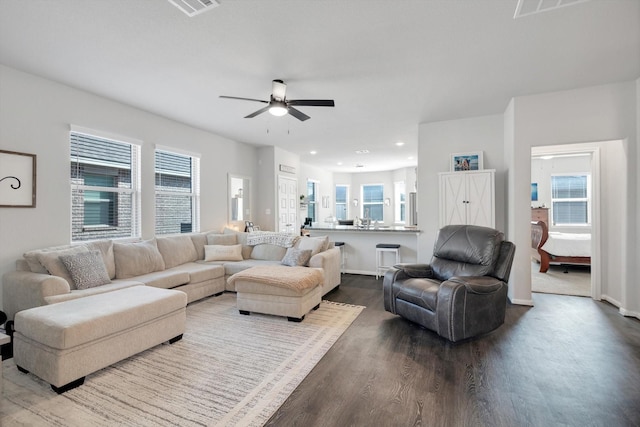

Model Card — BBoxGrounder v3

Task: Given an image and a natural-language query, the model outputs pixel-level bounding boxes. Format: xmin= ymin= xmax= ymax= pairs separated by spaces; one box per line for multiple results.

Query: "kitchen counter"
xmin=305 ymin=225 xmax=420 ymax=233
xmin=306 ymin=226 xmax=420 ymax=276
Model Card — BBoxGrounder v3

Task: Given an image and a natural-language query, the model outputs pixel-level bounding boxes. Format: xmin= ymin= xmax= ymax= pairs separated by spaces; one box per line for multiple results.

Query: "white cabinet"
xmin=439 ymin=170 xmax=495 ymax=228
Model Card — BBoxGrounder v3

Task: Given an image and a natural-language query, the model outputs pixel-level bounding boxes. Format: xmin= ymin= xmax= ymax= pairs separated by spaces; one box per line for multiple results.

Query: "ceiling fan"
xmin=220 ymin=79 xmax=335 ymax=122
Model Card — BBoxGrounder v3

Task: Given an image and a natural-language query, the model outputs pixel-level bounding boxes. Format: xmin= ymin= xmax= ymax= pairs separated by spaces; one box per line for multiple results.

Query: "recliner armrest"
xmin=391 ymin=263 xmax=433 ymax=279
xmin=446 ymin=276 xmax=504 ymax=294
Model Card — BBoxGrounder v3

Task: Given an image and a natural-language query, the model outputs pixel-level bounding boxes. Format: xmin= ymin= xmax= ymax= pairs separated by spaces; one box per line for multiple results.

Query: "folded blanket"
xmin=246 ymin=231 xmax=299 ymax=248
xmin=228 ymin=265 xmax=323 ymax=291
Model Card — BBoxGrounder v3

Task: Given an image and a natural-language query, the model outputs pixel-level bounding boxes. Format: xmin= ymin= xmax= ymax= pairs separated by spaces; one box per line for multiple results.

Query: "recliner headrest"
xmin=433 ymin=225 xmax=504 ymax=266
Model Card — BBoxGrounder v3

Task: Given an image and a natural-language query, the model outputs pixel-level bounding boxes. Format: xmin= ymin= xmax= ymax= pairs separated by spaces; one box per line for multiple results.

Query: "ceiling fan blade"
xmin=288 ymin=99 xmax=335 ymax=107
xmin=220 ymin=95 xmax=269 ymax=104
xmin=244 ymin=105 xmax=271 ymax=118
xmin=272 ymin=79 xmax=287 ymax=100
xmin=287 ymin=106 xmax=311 ymax=121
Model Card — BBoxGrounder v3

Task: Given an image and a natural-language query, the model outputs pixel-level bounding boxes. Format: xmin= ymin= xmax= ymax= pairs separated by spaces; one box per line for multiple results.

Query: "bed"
xmin=530 ymin=220 xmax=591 ymax=273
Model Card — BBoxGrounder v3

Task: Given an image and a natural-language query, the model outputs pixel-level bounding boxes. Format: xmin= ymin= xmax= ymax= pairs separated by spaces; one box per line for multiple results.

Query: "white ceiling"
xmin=1 ymin=0 xmax=638 ymax=172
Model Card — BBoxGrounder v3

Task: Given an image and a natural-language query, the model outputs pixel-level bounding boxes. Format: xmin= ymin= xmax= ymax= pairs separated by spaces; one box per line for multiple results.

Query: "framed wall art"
xmin=450 ymin=151 xmax=483 ymax=172
xmin=0 ymin=149 xmax=36 ymax=207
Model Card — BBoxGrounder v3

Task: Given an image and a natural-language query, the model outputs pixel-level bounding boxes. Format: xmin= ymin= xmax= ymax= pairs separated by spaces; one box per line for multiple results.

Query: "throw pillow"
xmin=113 ymin=239 xmax=166 ymax=279
xmin=204 ymin=244 xmax=243 ymax=262
xmin=60 ymin=250 xmax=111 ymax=290
xmin=281 ymin=248 xmax=312 ymax=267
xmin=296 ymin=237 xmax=325 ymax=257
xmin=156 ymin=235 xmax=198 ymax=269
xmin=35 ymin=245 xmax=90 ymax=288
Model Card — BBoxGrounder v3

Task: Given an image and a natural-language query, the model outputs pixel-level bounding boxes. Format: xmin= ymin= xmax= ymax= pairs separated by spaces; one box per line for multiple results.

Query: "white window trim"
xmin=550 ymin=172 xmax=591 ymax=227
xmin=361 ymin=183 xmax=385 ymax=221
xmin=335 ymin=184 xmax=349 ymax=220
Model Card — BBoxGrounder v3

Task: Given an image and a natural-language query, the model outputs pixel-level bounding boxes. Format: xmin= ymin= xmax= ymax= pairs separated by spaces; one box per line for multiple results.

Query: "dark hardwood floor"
xmin=266 ymin=274 xmax=640 ymax=427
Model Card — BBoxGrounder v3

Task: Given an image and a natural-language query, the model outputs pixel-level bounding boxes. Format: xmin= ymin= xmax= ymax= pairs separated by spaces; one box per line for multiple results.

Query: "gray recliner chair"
xmin=383 ymin=225 xmax=515 ymax=342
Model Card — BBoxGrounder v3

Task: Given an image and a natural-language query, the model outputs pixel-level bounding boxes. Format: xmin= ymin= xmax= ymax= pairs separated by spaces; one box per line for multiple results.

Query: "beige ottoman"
xmin=228 ymin=266 xmax=323 ymax=322
xmin=13 ymin=286 xmax=187 ymax=393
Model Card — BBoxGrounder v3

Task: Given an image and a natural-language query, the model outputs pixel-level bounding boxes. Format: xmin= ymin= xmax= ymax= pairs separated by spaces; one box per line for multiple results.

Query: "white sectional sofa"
xmin=2 ymin=229 xmax=341 ymax=322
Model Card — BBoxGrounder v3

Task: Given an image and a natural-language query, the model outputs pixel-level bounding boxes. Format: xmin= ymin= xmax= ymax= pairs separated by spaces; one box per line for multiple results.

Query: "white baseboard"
xmin=600 ymin=295 xmax=640 ymax=320
xmin=601 ymin=294 xmax=622 ymax=308
xmin=619 ymin=307 xmax=640 ymax=320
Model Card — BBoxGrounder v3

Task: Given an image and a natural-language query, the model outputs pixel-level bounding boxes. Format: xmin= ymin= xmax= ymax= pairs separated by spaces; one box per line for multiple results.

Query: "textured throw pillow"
xmin=281 ymin=248 xmax=312 ymax=267
xmin=204 ymin=244 xmax=243 ymax=262
xmin=60 ymin=250 xmax=111 ymax=290
xmin=113 ymin=239 xmax=166 ymax=279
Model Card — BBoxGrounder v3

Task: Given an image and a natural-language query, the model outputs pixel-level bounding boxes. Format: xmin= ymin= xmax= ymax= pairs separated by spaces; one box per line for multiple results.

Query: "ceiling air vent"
xmin=168 ymin=0 xmax=219 ymax=17
xmin=514 ymin=0 xmax=590 ymax=19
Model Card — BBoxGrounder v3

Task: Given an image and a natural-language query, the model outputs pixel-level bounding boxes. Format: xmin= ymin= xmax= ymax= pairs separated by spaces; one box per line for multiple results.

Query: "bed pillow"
xmin=204 ymin=244 xmax=243 ymax=262
xmin=60 ymin=250 xmax=111 ymax=290
xmin=281 ymin=248 xmax=312 ymax=267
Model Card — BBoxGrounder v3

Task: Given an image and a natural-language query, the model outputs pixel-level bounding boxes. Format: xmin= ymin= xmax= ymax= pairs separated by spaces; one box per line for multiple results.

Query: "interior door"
xmin=466 ymin=171 xmax=494 ymax=227
xmin=440 ymin=173 xmax=466 ymax=227
xmin=277 ymin=175 xmax=298 ymax=233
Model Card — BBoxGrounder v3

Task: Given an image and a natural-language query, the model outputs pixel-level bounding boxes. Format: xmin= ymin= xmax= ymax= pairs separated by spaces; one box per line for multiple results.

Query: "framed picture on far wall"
xmin=450 ymin=151 xmax=483 ymax=172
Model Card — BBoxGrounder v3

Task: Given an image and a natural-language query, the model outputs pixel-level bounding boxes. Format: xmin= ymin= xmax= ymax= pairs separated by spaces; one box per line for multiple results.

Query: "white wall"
xmin=0 ymin=65 xmax=257 ymax=310
xmin=530 ymin=154 xmax=592 ymax=233
xmin=417 ymin=114 xmax=506 ymax=261
xmin=507 ymin=81 xmax=638 ymax=313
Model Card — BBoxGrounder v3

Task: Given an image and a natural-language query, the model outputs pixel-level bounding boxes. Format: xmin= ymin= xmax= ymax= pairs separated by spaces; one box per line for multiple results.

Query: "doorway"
xmin=277 ymin=175 xmax=298 ymax=233
xmin=530 ymin=143 xmax=598 ymax=298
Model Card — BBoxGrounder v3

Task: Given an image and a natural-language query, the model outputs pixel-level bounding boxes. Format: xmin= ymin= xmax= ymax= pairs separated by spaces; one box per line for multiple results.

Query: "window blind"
xmin=155 ymin=149 xmax=200 ymax=235
xmin=70 ymin=131 xmax=140 ymax=242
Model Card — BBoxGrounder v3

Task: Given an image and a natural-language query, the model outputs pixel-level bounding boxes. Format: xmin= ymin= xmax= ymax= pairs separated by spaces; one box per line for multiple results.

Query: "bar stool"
xmin=334 ymin=242 xmax=345 ymax=274
xmin=376 ymin=243 xmax=400 ymax=279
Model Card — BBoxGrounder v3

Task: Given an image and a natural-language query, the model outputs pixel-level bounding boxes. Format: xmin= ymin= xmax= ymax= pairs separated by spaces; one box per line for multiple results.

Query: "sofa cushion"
xmin=204 ymin=244 xmax=243 ymax=262
xmin=157 ymin=235 xmax=199 ymax=269
xmin=170 ymin=262 xmax=225 ymax=284
xmin=86 ymin=240 xmax=116 ymax=279
xmin=35 ymin=245 xmax=90 ymax=288
xmin=223 ymin=228 xmax=253 ymax=259
xmin=129 ymin=269 xmax=190 ymax=289
xmin=190 ymin=233 xmax=207 ymax=260
xmin=207 ymin=233 xmax=237 ymax=246
xmin=60 ymin=250 xmax=111 ymax=290
xmin=114 ymin=239 xmax=166 ymax=279
xmin=24 ymin=244 xmax=74 ymax=274
xmin=296 ymin=236 xmax=327 ymax=257
xmin=251 ymin=244 xmax=287 ymax=261
xmin=281 ymin=248 xmax=312 ymax=267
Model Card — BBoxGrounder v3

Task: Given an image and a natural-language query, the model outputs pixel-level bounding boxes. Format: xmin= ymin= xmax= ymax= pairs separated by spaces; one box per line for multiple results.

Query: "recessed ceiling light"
xmin=395 ymin=142 xmax=405 ymax=146
xmin=407 ymin=156 xmax=414 ymax=160
xmin=310 ymin=150 xmax=317 ymax=155
xmin=337 ymin=162 xmax=343 ymax=166
xmin=355 ymin=164 xmax=364 ymax=168
xmin=355 ymin=150 xmax=369 ymax=154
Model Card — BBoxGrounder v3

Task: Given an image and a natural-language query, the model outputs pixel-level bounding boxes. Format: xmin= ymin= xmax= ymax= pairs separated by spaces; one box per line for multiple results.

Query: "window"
xmin=362 ymin=184 xmax=384 ymax=221
xmin=70 ymin=130 xmax=141 ymax=242
xmin=155 ymin=148 xmax=200 ymax=235
xmin=394 ymin=181 xmax=406 ymax=223
xmin=551 ymin=174 xmax=590 ymax=225
xmin=307 ymin=181 xmax=318 ymax=223
xmin=335 ymin=185 xmax=348 ymax=220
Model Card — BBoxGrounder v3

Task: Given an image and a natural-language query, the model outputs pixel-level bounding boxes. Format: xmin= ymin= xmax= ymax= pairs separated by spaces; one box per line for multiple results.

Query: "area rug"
xmin=531 ymin=261 xmax=591 ymax=297
xmin=1 ymin=293 xmax=364 ymax=427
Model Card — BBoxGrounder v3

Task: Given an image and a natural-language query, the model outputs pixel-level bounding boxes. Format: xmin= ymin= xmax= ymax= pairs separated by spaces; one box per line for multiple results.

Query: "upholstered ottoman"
xmin=13 ymin=286 xmax=187 ymax=393
xmin=228 ymin=266 xmax=323 ymax=322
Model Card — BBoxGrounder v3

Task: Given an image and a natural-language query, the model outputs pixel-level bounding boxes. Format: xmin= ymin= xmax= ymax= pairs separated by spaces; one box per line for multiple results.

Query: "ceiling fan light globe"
xmin=269 ymin=105 xmax=288 ymax=117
